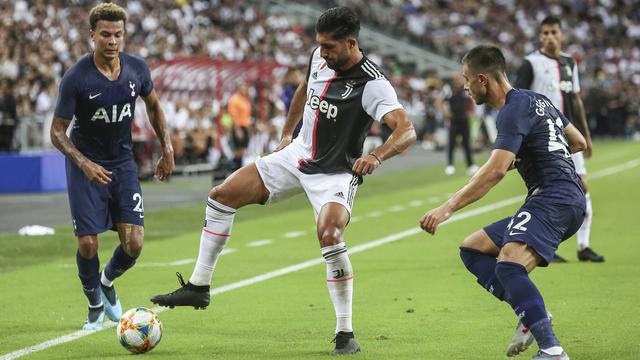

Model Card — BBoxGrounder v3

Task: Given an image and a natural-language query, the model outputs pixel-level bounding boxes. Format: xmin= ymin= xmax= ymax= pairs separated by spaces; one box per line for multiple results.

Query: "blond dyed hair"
xmin=89 ymin=2 xmax=127 ymax=31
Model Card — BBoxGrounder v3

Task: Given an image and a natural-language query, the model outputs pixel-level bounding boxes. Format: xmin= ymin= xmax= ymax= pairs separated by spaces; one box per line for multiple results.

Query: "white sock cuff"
xmin=321 ymin=243 xmax=347 ymax=258
xmin=207 ymin=197 xmax=236 ymax=215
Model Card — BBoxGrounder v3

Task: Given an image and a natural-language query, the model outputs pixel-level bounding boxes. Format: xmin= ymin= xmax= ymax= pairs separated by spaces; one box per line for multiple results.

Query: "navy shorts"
xmin=483 ymin=199 xmax=585 ymax=267
xmin=66 ymin=158 xmax=144 ymax=236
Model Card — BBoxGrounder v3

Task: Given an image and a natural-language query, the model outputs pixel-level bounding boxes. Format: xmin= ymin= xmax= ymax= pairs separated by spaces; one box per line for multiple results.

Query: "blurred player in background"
xmin=420 ymin=45 xmax=586 ymax=360
xmin=443 ymin=73 xmax=477 ymax=176
xmin=151 ymin=6 xmax=416 ymax=354
xmin=516 ymin=16 xmax=604 ymax=263
xmin=50 ymin=3 xmax=174 ymax=330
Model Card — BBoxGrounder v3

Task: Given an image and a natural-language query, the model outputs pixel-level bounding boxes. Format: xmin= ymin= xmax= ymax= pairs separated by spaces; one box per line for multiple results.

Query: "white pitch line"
xmin=283 ymin=230 xmax=306 ymax=238
xmin=389 ymin=205 xmax=406 ymax=212
xmin=246 ymin=239 xmax=273 ymax=248
xmin=2 ymin=158 xmax=638 ymax=360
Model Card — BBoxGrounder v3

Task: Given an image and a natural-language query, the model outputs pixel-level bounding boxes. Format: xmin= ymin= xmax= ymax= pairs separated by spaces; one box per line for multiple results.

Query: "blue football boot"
xmin=82 ymin=305 xmax=105 ymax=331
xmin=101 ymin=282 xmax=122 ymax=322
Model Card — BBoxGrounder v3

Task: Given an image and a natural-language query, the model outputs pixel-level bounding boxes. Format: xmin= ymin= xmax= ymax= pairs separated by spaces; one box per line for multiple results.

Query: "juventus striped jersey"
xmin=515 ymin=50 xmax=580 ymax=122
xmin=293 ymin=47 xmax=403 ymax=175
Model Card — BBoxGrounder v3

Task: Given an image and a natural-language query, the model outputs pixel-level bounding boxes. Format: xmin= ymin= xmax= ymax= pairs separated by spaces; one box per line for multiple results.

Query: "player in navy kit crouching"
xmin=50 ymin=3 xmax=174 ymax=330
xmin=420 ymin=45 xmax=586 ymax=360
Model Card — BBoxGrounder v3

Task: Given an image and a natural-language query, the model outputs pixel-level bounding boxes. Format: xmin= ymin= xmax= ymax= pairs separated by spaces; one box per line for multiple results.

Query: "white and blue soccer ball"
xmin=116 ymin=307 xmax=163 ymax=354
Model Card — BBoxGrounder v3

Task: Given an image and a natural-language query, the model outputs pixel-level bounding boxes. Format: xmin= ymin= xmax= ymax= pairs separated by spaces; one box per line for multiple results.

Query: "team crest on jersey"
xmin=129 ymin=81 xmax=136 ymax=97
xmin=341 ymin=81 xmax=355 ymax=99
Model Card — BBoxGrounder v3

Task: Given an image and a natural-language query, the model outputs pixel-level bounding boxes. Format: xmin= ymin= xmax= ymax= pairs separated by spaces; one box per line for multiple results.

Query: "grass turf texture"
xmin=1 ymin=140 xmax=639 ymax=359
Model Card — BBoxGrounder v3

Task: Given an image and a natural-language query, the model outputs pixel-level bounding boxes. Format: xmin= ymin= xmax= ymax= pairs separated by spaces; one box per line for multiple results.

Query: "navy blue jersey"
xmin=494 ymin=88 xmax=585 ymax=209
xmin=54 ymin=52 xmax=153 ymax=167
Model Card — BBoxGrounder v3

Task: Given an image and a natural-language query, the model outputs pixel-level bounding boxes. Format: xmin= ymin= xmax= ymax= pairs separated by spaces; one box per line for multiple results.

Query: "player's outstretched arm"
xmin=50 ymin=116 xmax=113 ymax=184
xmin=275 ymin=78 xmax=308 ymax=152
xmin=352 ymin=108 xmax=416 ymax=175
xmin=419 ymin=149 xmax=515 ymax=234
xmin=564 ymin=123 xmax=587 ymax=154
xmin=142 ymin=90 xmax=174 ymax=181
xmin=572 ymin=92 xmax=592 ymax=158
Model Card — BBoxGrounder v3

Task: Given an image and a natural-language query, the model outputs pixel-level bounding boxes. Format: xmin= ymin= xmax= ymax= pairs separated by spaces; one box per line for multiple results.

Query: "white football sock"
xmin=577 ymin=193 xmax=592 ymax=250
xmin=189 ymin=198 xmax=236 ymax=286
xmin=322 ymin=243 xmax=354 ymax=333
xmin=101 ymin=271 xmax=113 ymax=288
xmin=541 ymin=346 xmax=564 ymax=355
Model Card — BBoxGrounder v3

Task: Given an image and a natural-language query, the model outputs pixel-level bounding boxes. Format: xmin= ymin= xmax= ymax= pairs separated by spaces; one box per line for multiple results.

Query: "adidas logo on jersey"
xmin=306 ymin=88 xmax=338 ymax=120
xmin=333 ymin=192 xmax=345 ymax=199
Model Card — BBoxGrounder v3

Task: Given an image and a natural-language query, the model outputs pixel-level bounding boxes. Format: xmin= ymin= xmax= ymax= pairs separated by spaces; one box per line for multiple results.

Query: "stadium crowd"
xmin=0 ymin=0 xmax=638 ymax=173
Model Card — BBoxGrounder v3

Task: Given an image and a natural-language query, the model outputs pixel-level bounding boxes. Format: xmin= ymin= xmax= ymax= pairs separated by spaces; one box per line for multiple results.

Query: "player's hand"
xmin=155 ymin=151 xmax=175 ymax=181
xmin=274 ymin=136 xmax=292 ymax=152
xmin=81 ymin=160 xmax=112 ymax=185
xmin=583 ymin=139 xmax=593 ymax=158
xmin=419 ymin=204 xmax=453 ymax=235
xmin=352 ymin=154 xmax=381 ymax=175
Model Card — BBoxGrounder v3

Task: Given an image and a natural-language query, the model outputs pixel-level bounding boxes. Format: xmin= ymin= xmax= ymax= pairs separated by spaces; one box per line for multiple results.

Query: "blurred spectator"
xmin=227 ymin=83 xmax=252 ymax=169
xmin=0 ymin=80 xmax=18 ymax=151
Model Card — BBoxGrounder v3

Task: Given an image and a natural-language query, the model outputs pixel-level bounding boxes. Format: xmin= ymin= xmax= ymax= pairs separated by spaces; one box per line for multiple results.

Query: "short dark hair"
xmin=315 ymin=7 xmax=360 ymax=39
xmin=461 ymin=45 xmax=507 ymax=80
xmin=89 ymin=2 xmax=127 ymax=31
xmin=540 ymin=16 xmax=561 ymax=29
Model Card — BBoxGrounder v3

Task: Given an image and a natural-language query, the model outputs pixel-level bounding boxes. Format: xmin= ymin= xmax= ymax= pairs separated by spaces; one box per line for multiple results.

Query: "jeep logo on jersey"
xmin=90 ymin=103 xmax=132 ymax=123
xmin=306 ymin=88 xmax=338 ymax=120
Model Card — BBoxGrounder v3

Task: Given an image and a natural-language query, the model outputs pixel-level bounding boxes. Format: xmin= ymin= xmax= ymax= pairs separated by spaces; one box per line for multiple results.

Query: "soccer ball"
xmin=116 ymin=307 xmax=163 ymax=354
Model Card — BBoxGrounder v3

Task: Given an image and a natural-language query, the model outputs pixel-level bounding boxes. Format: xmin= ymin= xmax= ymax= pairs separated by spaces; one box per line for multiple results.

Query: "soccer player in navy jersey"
xmin=420 ymin=45 xmax=586 ymax=360
xmin=50 ymin=3 xmax=174 ymax=330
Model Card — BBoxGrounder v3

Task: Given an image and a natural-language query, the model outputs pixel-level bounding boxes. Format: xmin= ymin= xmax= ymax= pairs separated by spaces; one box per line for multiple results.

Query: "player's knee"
xmin=123 ymin=230 xmax=144 ymax=257
xmin=318 ymin=225 xmax=344 ymax=247
xmin=77 ymin=236 xmax=98 ymax=258
xmin=209 ymin=184 xmax=239 ymax=207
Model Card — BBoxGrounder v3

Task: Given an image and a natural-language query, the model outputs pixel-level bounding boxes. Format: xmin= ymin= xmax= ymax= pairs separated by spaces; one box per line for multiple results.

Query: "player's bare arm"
xmin=352 ymin=108 xmax=416 ymax=175
xmin=142 ymin=89 xmax=174 ymax=181
xmin=50 ymin=116 xmax=112 ymax=184
xmin=275 ymin=78 xmax=308 ymax=151
xmin=572 ymin=92 xmax=592 ymax=158
xmin=419 ymin=149 xmax=515 ymax=234
xmin=564 ymin=123 xmax=587 ymax=154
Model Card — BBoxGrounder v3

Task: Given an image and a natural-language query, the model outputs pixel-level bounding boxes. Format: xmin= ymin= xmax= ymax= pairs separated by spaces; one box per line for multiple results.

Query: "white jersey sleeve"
xmin=572 ymin=61 xmax=581 ymax=93
xmin=361 ymin=79 xmax=404 ymax=122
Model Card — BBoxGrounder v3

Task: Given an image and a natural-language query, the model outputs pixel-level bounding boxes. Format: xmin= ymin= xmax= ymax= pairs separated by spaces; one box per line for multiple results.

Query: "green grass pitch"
xmin=1 ymin=140 xmax=639 ymax=359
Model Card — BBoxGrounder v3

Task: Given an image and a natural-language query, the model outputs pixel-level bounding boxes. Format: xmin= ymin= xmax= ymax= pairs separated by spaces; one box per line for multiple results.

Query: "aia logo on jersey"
xmin=307 ymin=88 xmax=338 ymax=120
xmin=91 ymin=103 xmax=132 ymax=123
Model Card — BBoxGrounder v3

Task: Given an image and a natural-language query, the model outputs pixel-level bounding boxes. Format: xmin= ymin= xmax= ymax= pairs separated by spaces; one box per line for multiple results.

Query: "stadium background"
xmin=1 ymin=1 xmax=640 ymax=359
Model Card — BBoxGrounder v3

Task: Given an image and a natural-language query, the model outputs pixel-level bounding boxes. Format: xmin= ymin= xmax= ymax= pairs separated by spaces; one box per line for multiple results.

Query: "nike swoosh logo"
xmin=89 ymin=93 xmax=102 ymax=99
xmin=139 ymin=214 xmax=144 ymax=218
xmin=509 ymin=231 xmax=525 ymax=236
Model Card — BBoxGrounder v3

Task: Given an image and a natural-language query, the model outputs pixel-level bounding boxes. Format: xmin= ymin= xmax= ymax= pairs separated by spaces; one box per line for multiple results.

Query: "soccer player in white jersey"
xmin=151 ymin=6 xmax=416 ymax=354
xmin=515 ymin=16 xmax=604 ymax=263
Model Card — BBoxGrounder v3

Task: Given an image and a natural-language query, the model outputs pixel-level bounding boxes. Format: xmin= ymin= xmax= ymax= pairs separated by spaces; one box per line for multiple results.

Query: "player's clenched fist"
xmin=419 ymin=204 xmax=453 ymax=235
xmin=81 ymin=160 xmax=112 ymax=184
xmin=352 ymin=154 xmax=381 ymax=175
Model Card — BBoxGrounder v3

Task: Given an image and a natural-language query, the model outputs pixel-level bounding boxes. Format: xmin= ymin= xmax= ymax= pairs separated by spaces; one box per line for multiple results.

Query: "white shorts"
xmin=255 ymin=142 xmax=359 ymax=219
xmin=571 ymin=151 xmax=587 ymax=175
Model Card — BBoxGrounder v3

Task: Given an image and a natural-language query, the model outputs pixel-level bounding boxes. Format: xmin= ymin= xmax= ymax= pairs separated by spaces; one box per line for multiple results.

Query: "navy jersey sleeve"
xmin=139 ymin=60 xmax=154 ymax=97
xmin=514 ymin=59 xmax=533 ymax=89
xmin=493 ymin=102 xmax=533 ymax=154
xmin=559 ymin=111 xmax=570 ymax=127
xmin=54 ymin=69 xmax=79 ymax=120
